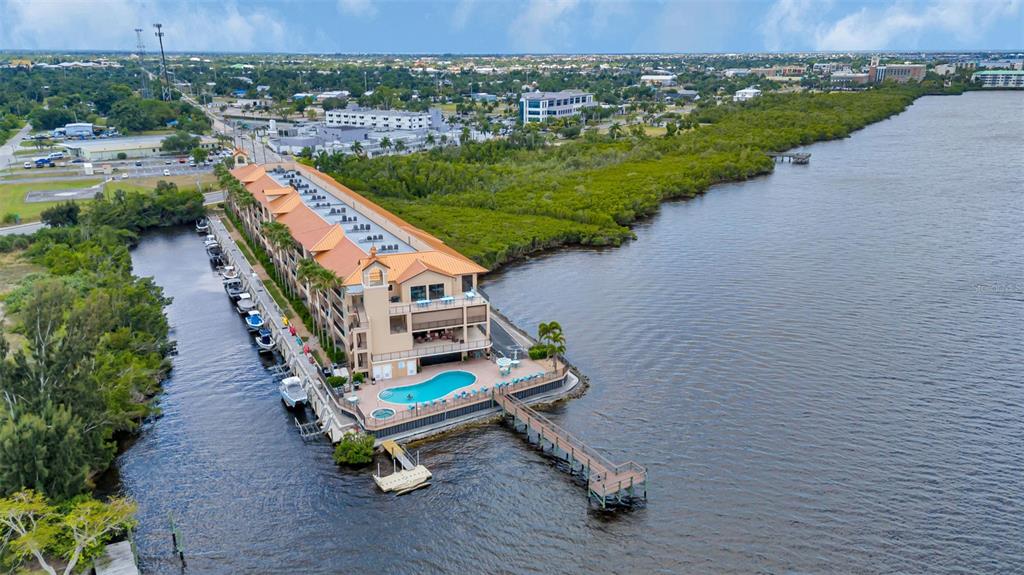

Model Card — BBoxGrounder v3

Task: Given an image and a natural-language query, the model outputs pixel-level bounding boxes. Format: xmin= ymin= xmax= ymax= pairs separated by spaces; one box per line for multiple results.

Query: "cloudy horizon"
xmin=1 ymin=0 xmax=1021 ymax=54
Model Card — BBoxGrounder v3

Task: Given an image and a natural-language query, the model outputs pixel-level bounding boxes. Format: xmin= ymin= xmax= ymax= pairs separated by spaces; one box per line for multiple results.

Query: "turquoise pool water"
xmin=371 ymin=408 xmax=395 ymax=419
xmin=378 ymin=370 xmax=477 ymax=404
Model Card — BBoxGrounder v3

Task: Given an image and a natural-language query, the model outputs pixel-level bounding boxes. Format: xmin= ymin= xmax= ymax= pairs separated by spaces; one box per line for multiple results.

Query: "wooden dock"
xmin=767 ymin=152 xmax=811 ymax=164
xmin=495 ymin=393 xmax=647 ymax=509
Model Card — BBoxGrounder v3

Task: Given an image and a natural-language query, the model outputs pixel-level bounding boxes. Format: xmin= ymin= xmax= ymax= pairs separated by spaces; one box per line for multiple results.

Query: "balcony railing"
xmin=389 ymin=291 xmax=487 ymax=315
xmin=371 ymin=338 xmax=490 ymax=363
xmin=411 ymin=317 xmax=464 ymax=332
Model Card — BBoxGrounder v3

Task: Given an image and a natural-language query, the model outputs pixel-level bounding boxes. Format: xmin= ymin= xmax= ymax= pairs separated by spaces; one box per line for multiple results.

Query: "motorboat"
xmin=195 ymin=218 xmax=209 ymax=233
xmin=223 ymin=277 xmax=245 ymax=299
xmin=278 ymin=376 xmax=307 ymax=408
xmin=206 ymin=242 xmax=223 ymax=260
xmin=203 ymin=234 xmax=218 ymax=247
xmin=255 ymin=327 xmax=276 ymax=353
xmin=245 ymin=310 xmax=265 ymax=331
xmin=219 ymin=265 xmax=239 ymax=280
xmin=235 ymin=292 xmax=256 ymax=314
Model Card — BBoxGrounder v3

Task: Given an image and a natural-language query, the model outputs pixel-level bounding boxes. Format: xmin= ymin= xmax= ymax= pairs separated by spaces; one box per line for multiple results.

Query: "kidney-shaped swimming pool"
xmin=378 ymin=370 xmax=477 ymax=404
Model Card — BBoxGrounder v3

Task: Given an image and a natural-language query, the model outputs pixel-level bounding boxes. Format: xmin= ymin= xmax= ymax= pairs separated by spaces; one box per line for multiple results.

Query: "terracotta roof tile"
xmin=310 ymin=224 xmax=345 ymax=253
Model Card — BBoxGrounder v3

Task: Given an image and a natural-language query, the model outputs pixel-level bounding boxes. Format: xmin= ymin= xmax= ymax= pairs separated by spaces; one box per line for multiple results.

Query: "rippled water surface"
xmin=121 ymin=92 xmax=1024 ymax=574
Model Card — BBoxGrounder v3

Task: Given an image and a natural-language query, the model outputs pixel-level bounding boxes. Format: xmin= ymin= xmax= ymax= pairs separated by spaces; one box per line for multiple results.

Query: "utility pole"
xmin=134 ymin=28 xmax=150 ymax=98
xmin=153 ymin=23 xmax=171 ymax=101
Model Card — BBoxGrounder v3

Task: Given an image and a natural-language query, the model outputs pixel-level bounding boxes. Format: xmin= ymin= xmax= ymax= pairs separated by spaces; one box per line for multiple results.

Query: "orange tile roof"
xmin=234 ymin=163 xmax=489 ymax=283
xmin=343 ymin=251 xmax=487 ymax=286
xmin=310 ymin=224 xmax=345 ymax=253
xmin=269 ymin=193 xmax=302 ymax=215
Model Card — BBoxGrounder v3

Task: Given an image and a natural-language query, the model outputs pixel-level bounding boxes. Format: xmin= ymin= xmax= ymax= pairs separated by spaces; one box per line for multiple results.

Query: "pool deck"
xmin=348 ymin=356 xmax=555 ymax=422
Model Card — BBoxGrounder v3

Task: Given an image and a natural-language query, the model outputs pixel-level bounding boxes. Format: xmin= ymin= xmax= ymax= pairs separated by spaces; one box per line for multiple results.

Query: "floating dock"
xmin=374 ymin=440 xmax=432 ymax=494
xmin=767 ymin=151 xmax=811 ymax=164
xmin=495 ymin=393 xmax=647 ymax=509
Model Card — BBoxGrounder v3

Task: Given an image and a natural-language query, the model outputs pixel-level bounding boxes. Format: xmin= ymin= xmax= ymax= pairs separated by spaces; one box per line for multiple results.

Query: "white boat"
xmin=203 ymin=235 xmax=218 ymax=247
xmin=195 ymin=218 xmax=209 ymax=233
xmin=206 ymin=242 xmax=223 ymax=260
xmin=223 ymin=277 xmax=245 ymax=299
xmin=235 ymin=292 xmax=255 ymax=314
xmin=255 ymin=327 xmax=275 ymax=352
xmin=219 ymin=266 xmax=239 ymax=280
xmin=245 ymin=310 xmax=265 ymax=331
xmin=279 ymin=376 xmax=307 ymax=407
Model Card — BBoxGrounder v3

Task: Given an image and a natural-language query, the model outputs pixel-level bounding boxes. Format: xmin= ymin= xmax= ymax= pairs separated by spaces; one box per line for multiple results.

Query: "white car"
xmin=162 ymin=168 xmax=171 ymax=176
xmin=120 ymin=172 xmax=129 ymax=180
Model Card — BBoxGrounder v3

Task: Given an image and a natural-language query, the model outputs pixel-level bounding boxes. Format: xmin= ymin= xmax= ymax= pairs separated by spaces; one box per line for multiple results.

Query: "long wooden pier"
xmin=495 ymin=393 xmax=647 ymax=509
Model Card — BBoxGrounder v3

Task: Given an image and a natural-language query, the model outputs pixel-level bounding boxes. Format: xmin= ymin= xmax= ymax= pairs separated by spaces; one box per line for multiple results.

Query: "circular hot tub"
xmin=371 ymin=408 xmax=396 ymax=420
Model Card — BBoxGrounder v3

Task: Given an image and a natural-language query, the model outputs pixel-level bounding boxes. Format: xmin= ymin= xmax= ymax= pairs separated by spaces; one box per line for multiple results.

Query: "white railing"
xmin=389 ymin=292 xmax=487 ymax=315
xmin=371 ymin=338 xmax=491 ymax=363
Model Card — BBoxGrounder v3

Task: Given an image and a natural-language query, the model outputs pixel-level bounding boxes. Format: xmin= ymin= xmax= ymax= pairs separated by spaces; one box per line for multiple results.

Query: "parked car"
xmin=178 ymin=157 xmax=186 ymax=164
xmin=164 ymin=159 xmax=172 ymax=165
xmin=23 ymin=161 xmax=32 ymax=169
xmin=135 ymin=161 xmax=143 ymax=167
xmin=120 ymin=172 xmax=129 ymax=180
xmin=162 ymin=168 xmax=171 ymax=176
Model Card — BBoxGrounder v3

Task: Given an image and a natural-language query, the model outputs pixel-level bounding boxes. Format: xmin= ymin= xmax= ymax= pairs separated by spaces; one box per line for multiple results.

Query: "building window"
xmin=411 ymin=285 xmax=426 ymax=301
xmin=390 ymin=315 xmax=407 ymax=334
xmin=462 ymin=275 xmax=473 ymax=292
xmin=428 ymin=283 xmax=445 ymax=300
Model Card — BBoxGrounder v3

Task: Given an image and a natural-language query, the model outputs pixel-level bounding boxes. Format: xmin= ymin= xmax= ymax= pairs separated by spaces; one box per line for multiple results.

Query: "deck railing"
xmin=358 ymin=367 xmax=564 ymax=431
xmin=370 ymin=338 xmax=490 ymax=363
xmin=389 ymin=292 xmax=487 ymax=315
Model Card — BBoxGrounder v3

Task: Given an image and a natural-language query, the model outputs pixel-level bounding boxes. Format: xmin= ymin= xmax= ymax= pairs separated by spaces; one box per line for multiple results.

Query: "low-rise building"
xmin=228 ymin=163 xmax=492 ymax=382
xmin=325 ymin=106 xmax=431 ymax=131
xmin=830 ymin=72 xmax=871 ymax=88
xmin=869 ymin=60 xmax=926 ymax=83
xmin=640 ymin=74 xmax=678 ymax=86
xmin=518 ymin=90 xmax=595 ymax=123
xmin=61 ymin=134 xmax=218 ymax=161
xmin=734 ymin=87 xmax=762 ymax=102
xmin=971 ymin=70 xmax=1024 ymax=88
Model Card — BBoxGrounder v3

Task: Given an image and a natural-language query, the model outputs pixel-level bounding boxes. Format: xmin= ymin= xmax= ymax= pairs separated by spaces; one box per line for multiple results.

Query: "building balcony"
xmin=388 ymin=291 xmax=487 ymax=315
xmin=371 ymin=335 xmax=490 ymax=364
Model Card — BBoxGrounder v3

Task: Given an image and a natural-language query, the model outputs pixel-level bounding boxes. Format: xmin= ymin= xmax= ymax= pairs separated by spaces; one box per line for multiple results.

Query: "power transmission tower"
xmin=134 ymin=28 xmax=150 ymax=98
xmin=153 ymin=23 xmax=171 ymax=101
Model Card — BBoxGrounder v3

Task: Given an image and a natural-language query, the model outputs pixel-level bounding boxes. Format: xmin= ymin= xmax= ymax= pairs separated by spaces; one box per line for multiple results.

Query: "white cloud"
xmin=508 ymin=0 xmax=581 ymax=52
xmin=760 ymin=0 xmax=1023 ymax=51
xmin=452 ymin=0 xmax=476 ymax=30
xmin=337 ymin=0 xmax=377 ymax=18
xmin=0 ymin=0 xmax=291 ymax=51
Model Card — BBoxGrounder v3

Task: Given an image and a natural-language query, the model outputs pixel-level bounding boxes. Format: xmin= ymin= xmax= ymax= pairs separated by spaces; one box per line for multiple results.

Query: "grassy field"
xmin=0 ymin=178 xmax=103 ymax=222
xmin=0 ymin=250 xmax=44 ymax=350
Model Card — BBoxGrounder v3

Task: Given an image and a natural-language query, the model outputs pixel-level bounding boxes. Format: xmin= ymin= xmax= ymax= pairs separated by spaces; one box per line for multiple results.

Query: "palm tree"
xmin=425 ymin=133 xmax=436 ymax=147
xmin=378 ymin=137 xmax=392 ymax=153
xmin=297 ymin=258 xmax=342 ymax=346
xmin=608 ymin=122 xmax=623 ymax=140
xmin=263 ymin=221 xmax=296 ymax=291
xmin=394 ymin=139 xmax=406 ymax=154
xmin=350 ymin=141 xmax=364 ymax=158
xmin=537 ymin=321 xmax=565 ymax=372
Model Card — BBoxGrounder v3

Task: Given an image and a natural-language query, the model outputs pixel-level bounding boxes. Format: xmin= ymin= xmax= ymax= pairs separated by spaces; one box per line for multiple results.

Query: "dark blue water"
xmin=121 ymin=91 xmax=1024 ymax=574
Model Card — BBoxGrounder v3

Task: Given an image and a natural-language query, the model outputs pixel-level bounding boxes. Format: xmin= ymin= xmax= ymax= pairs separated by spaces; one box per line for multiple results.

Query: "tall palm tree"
xmin=378 ymin=137 xmax=392 ymax=153
xmin=297 ymin=258 xmax=341 ymax=346
xmin=394 ymin=139 xmax=406 ymax=154
xmin=263 ymin=221 xmax=296 ymax=291
xmin=608 ymin=122 xmax=623 ymax=140
xmin=425 ymin=133 xmax=436 ymax=147
xmin=538 ymin=321 xmax=565 ymax=372
xmin=350 ymin=141 xmax=364 ymax=158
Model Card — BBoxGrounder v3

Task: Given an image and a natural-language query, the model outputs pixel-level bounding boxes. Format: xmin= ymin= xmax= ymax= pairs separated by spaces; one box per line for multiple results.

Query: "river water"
xmin=119 ymin=91 xmax=1023 ymax=574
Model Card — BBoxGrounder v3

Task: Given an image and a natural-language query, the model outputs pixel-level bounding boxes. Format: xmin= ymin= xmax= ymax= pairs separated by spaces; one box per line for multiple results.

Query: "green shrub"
xmin=116 ymin=152 xmax=127 ymax=160
xmin=2 ymin=212 xmax=20 ymax=224
xmin=352 ymin=372 xmax=365 ymax=384
xmin=528 ymin=344 xmax=550 ymax=360
xmin=333 ymin=432 xmax=375 ymax=466
xmin=326 ymin=375 xmax=347 ymax=388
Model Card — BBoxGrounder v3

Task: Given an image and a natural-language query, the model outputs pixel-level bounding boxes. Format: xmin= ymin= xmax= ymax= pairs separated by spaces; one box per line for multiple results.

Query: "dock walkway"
xmin=767 ymin=151 xmax=811 ymax=164
xmin=209 ymin=215 xmax=354 ymax=441
xmin=495 ymin=393 xmax=647 ymax=508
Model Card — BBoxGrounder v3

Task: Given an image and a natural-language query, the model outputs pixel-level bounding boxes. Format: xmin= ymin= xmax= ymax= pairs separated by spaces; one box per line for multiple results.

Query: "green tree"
xmin=0 ymin=490 xmax=136 ymax=575
xmin=537 ymin=321 xmax=565 ymax=372
xmin=161 ymin=131 xmax=199 ymax=153
xmin=40 ymin=201 xmax=80 ymax=227
xmin=350 ymin=141 xmax=364 ymax=158
xmin=332 ymin=432 xmax=374 ymax=466
xmin=191 ymin=147 xmax=209 ymax=164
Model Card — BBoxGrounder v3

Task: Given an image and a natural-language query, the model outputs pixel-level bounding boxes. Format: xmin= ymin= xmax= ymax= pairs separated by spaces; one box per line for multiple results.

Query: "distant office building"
xmin=640 ymin=74 xmax=678 ymax=86
xmin=971 ymin=70 xmax=1024 ymax=88
xmin=734 ymin=87 xmax=761 ymax=102
xmin=723 ymin=68 xmax=751 ymax=78
xmin=470 ymin=92 xmax=499 ymax=103
xmin=518 ymin=90 xmax=595 ymax=123
xmin=317 ymin=90 xmax=350 ymax=102
xmin=868 ymin=59 xmax=926 ymax=83
xmin=56 ymin=123 xmax=95 ymax=139
xmin=325 ymin=106 xmax=431 ymax=131
xmin=61 ymin=135 xmax=218 ymax=161
xmin=830 ymin=72 xmax=870 ymax=88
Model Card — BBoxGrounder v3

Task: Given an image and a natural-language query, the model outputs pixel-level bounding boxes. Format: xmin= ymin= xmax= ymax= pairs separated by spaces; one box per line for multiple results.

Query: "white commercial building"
xmin=518 ymin=90 xmax=595 ymax=123
xmin=734 ymin=87 xmax=762 ymax=102
xmin=325 ymin=106 xmax=431 ymax=131
xmin=971 ymin=70 xmax=1024 ymax=88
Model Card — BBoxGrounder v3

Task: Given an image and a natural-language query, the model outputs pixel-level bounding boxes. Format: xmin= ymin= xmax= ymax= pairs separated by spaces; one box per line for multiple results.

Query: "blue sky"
xmin=1 ymin=0 xmax=1021 ymax=53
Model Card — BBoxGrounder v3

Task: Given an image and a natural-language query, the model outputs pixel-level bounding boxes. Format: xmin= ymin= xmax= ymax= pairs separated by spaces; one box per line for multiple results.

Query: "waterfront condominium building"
xmin=325 ymin=106 xmax=431 ymax=131
xmin=229 ymin=162 xmax=491 ymax=383
xmin=868 ymin=60 xmax=926 ymax=84
xmin=518 ymin=90 xmax=595 ymax=123
xmin=971 ymin=70 xmax=1024 ymax=88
